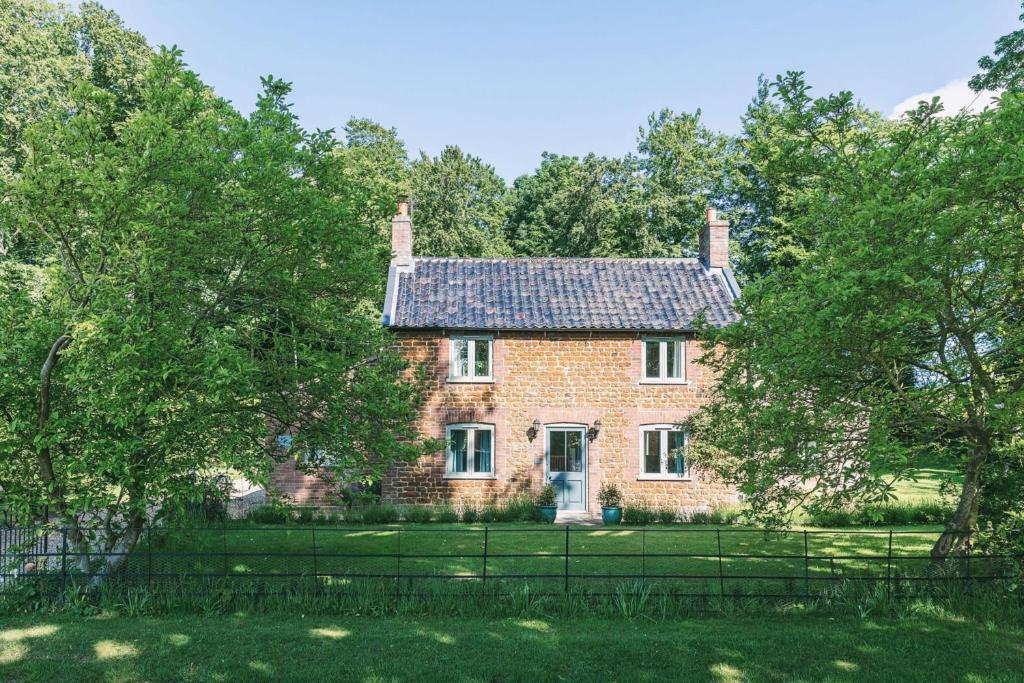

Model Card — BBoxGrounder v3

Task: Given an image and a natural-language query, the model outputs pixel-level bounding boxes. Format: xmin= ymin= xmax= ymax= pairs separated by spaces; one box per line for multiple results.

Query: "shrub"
xmin=623 ymin=504 xmax=656 ymax=526
xmin=709 ymin=505 xmax=743 ymax=525
xmin=479 ymin=505 xmax=502 ymax=524
xmin=249 ymin=504 xmax=288 ymax=525
xmin=360 ymin=505 xmax=400 ymax=525
xmin=537 ymin=484 xmax=557 ymax=507
xmin=294 ymin=507 xmax=315 ymax=525
xmin=404 ymin=506 xmax=433 ymax=524
xmin=808 ymin=502 xmax=955 ymax=528
xmin=656 ymin=508 xmax=677 ymax=524
xmin=461 ymin=506 xmax=480 ymax=524
xmin=688 ymin=510 xmax=712 ymax=525
xmin=503 ymin=495 xmax=541 ymax=522
xmin=435 ymin=505 xmax=459 ymax=523
xmin=597 ymin=482 xmax=622 ymax=508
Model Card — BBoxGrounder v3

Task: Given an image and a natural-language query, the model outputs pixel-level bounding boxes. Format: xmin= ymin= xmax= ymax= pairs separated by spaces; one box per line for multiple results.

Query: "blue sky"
xmin=102 ymin=0 xmax=1019 ymax=182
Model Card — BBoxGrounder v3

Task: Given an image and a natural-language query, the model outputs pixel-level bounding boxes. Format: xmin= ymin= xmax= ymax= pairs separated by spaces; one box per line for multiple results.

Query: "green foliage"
xmin=597 ymin=482 xmax=621 ymax=508
xmin=249 ymin=505 xmax=289 ymax=525
xmin=0 ymin=48 xmax=430 ymax=573
xmin=403 ymin=506 xmax=433 ymax=524
xmin=504 ymin=153 xmax=661 ymax=257
xmin=970 ymin=3 xmax=1024 ymax=92
xmin=637 ymin=108 xmax=742 ymax=255
xmin=359 ymin=505 xmax=401 ymax=525
xmin=536 ymin=484 xmax=557 ymax=507
xmin=460 ymin=506 xmax=479 ymax=524
xmin=622 ymin=504 xmax=657 ymax=526
xmin=808 ymin=503 xmax=955 ymax=528
xmin=408 ymin=145 xmax=510 ymax=257
xmin=690 ymin=80 xmax=1024 ymax=558
xmin=434 ymin=505 xmax=459 ymax=524
xmin=656 ymin=508 xmax=677 ymax=525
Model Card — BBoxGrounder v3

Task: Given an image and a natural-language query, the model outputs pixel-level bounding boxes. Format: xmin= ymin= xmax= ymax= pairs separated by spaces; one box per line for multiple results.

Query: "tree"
xmin=689 ymin=81 xmax=1024 ymax=560
xmin=970 ymin=2 xmax=1024 ymax=92
xmin=0 ymin=49 xmax=429 ymax=577
xmin=732 ymin=73 xmax=882 ymax=278
xmin=327 ymin=117 xmax=410 ymax=236
xmin=637 ymin=109 xmax=741 ymax=256
xmin=504 ymin=153 xmax=662 ymax=257
xmin=408 ymin=145 xmax=510 ymax=257
xmin=0 ymin=0 xmax=150 ymax=258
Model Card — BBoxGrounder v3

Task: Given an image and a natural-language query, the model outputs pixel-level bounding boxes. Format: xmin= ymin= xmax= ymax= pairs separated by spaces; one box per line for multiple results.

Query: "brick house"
xmin=370 ymin=201 xmax=741 ymax=516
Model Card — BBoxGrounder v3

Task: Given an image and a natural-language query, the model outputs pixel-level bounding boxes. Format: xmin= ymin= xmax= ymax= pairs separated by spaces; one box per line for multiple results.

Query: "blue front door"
xmin=546 ymin=427 xmax=587 ymax=511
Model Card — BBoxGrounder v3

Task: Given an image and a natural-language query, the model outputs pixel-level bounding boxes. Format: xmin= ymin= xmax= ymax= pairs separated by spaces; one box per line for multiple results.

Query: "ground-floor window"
xmin=445 ymin=423 xmax=494 ymax=477
xmin=640 ymin=425 xmax=688 ymax=478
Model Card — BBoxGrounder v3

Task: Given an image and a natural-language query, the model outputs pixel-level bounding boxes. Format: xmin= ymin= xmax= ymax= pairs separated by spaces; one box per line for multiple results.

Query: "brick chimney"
xmin=391 ymin=199 xmax=412 ymax=267
xmin=699 ymin=207 xmax=729 ymax=270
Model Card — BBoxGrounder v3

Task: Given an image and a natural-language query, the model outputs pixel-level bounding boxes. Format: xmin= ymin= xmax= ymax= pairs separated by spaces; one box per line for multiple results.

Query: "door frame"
xmin=544 ymin=423 xmax=588 ymax=511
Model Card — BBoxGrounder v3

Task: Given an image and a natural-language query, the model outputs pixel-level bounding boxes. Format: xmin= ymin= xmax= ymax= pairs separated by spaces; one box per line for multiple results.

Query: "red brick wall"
xmin=382 ymin=331 xmax=737 ymax=514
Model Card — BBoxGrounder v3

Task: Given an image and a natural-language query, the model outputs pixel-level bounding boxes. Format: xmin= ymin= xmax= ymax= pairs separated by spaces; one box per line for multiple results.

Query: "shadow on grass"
xmin=1 ymin=612 xmax=1023 ymax=682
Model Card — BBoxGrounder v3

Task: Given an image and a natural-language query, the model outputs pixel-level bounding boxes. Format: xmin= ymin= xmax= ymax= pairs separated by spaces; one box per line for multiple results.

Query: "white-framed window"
xmin=642 ymin=337 xmax=685 ymax=382
xmin=445 ymin=423 xmax=495 ymax=478
xmin=639 ymin=425 xmax=689 ymax=479
xmin=449 ymin=335 xmax=493 ymax=381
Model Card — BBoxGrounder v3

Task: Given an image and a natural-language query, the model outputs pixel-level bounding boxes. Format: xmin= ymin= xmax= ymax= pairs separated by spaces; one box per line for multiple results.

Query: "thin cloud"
xmin=889 ymin=77 xmax=1002 ymax=119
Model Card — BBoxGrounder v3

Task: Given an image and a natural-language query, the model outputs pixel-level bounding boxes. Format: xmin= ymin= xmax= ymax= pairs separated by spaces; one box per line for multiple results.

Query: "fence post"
xmin=641 ymin=528 xmax=646 ymax=582
xmin=396 ymin=528 xmax=402 ymax=603
xmin=716 ymin=528 xmax=725 ymax=600
xmin=564 ymin=525 xmax=570 ymax=594
xmin=311 ymin=526 xmax=318 ymax=580
xmin=803 ymin=530 xmax=810 ymax=600
xmin=222 ymin=524 xmax=228 ymax=577
xmin=482 ymin=526 xmax=489 ymax=585
xmin=886 ymin=530 xmax=893 ymax=600
xmin=965 ymin=530 xmax=972 ymax=592
xmin=147 ymin=526 xmax=153 ymax=588
xmin=60 ymin=527 xmax=67 ymax=601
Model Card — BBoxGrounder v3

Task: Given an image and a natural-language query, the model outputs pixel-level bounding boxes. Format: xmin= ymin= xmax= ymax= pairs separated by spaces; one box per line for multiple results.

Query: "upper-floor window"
xmin=640 ymin=425 xmax=689 ymax=479
xmin=642 ymin=337 xmax=685 ymax=382
xmin=446 ymin=423 xmax=494 ymax=477
xmin=449 ymin=335 xmax=493 ymax=381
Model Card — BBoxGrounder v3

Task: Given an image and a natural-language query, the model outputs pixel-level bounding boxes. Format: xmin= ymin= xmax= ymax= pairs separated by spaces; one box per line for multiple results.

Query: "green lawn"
xmin=1 ymin=613 xmax=1022 ymax=682
xmin=94 ymin=523 xmax=970 ymax=599
xmin=888 ymin=467 xmax=959 ymax=502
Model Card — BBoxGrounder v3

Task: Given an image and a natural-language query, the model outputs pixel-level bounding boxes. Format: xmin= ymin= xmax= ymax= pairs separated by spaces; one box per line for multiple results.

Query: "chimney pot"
xmin=706 ymin=207 xmax=717 ymax=223
xmin=397 ymin=199 xmax=409 ymax=216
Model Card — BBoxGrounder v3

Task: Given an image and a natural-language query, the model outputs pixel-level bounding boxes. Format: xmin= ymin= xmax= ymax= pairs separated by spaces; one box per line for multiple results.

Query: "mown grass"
xmin=1 ymin=612 xmax=1022 ymax=682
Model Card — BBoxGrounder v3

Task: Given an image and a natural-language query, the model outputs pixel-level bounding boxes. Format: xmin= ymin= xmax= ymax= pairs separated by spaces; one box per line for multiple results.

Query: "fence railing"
xmin=2 ymin=525 xmax=1020 ymax=600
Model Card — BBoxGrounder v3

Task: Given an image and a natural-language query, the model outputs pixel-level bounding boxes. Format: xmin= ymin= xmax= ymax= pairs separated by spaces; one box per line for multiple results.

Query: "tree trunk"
xmin=930 ymin=449 xmax=986 ymax=560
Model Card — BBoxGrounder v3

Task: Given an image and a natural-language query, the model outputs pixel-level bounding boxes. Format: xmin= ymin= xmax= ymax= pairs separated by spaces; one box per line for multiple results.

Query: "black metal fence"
xmin=2 ymin=525 xmax=1020 ymax=600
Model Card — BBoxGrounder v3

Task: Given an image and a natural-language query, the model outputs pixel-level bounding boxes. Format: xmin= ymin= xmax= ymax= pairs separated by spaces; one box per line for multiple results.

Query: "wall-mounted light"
xmin=588 ymin=419 xmax=602 ymax=441
xmin=527 ymin=419 xmax=541 ymax=441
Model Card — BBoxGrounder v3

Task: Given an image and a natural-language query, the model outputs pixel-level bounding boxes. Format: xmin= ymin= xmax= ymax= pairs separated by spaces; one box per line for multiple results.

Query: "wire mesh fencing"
xmin=1 ymin=524 xmax=1020 ymax=600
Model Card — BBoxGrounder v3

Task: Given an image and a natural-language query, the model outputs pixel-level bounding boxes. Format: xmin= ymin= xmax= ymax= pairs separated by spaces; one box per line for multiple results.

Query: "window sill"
xmin=446 ymin=377 xmax=494 ymax=384
xmin=636 ymin=475 xmax=692 ymax=482
xmin=639 ymin=379 xmax=689 ymax=386
xmin=443 ymin=474 xmax=497 ymax=481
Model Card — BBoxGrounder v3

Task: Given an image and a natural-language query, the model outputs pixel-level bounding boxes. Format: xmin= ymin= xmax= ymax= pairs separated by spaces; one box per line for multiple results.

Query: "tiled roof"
xmin=386 ymin=257 xmax=739 ymax=331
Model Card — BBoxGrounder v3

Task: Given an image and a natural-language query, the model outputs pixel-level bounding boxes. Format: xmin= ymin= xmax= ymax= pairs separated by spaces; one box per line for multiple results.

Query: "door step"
xmin=554 ymin=510 xmax=600 ymax=526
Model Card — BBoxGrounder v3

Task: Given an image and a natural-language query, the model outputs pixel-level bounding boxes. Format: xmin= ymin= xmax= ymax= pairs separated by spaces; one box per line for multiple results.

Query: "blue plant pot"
xmin=601 ymin=506 xmax=623 ymax=525
xmin=538 ymin=505 xmax=558 ymax=524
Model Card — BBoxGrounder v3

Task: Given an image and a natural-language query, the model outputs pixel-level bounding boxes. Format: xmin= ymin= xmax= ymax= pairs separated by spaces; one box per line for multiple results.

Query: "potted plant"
xmin=537 ymin=484 xmax=558 ymax=523
xmin=598 ymin=482 xmax=622 ymax=525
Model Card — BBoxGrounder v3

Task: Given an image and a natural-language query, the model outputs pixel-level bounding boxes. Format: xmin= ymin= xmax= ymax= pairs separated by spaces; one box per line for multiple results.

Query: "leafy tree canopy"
xmin=0 ymin=0 xmax=151 ymax=257
xmin=408 ymin=145 xmax=511 ymax=257
xmin=0 ymin=48 xmax=429 ymax=573
xmin=970 ymin=2 xmax=1024 ymax=92
xmin=690 ymin=81 xmax=1024 ymax=558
